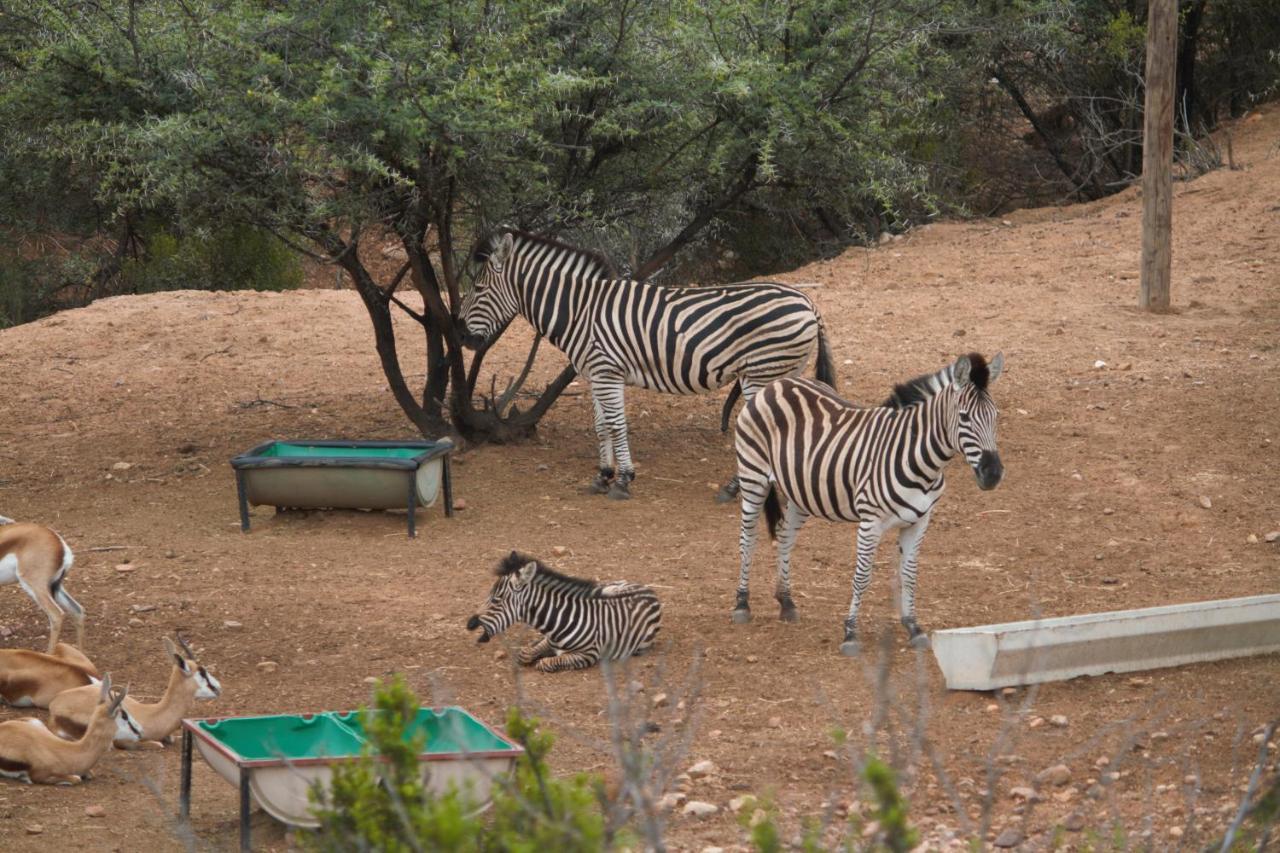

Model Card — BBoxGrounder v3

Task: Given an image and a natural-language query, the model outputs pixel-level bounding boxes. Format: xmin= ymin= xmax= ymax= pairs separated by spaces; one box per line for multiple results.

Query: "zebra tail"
xmin=719 ymin=380 xmax=743 ymax=433
xmin=763 ymin=485 xmax=782 ymax=541
xmin=815 ymin=325 xmax=837 ymax=391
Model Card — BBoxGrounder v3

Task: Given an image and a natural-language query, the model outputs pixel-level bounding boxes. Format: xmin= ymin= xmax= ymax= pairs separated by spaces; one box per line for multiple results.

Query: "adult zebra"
xmin=466 ymin=551 xmax=662 ymax=672
xmin=459 ymin=229 xmax=836 ymax=499
xmin=733 ymin=352 xmax=1005 ymax=655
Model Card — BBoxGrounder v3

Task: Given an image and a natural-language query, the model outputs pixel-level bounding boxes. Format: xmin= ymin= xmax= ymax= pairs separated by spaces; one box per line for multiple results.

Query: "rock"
xmin=953 ymin=328 xmax=966 ymax=337
xmin=452 ymin=498 xmax=468 ymax=510
xmin=1009 ymin=786 xmax=1040 ymax=802
xmin=551 ymin=546 xmax=569 ymax=557
xmin=1183 ymin=774 xmax=1197 ymax=785
xmin=746 ymin=655 xmax=759 ymax=663
xmin=257 ymin=661 xmax=278 ymax=673
xmin=1063 ymin=812 xmax=1085 ymax=832
xmin=1001 ymin=687 xmax=1017 ymax=696
xmin=25 ymin=824 xmax=43 ymax=835
xmin=1050 ymin=714 xmax=1069 ymax=728
xmin=1101 ymin=507 xmax=1114 ymax=515
xmin=1169 ymin=826 xmax=1184 ymax=839
xmin=85 ymin=805 xmax=106 ymax=818
xmin=992 ymin=828 xmax=1024 ymax=848
xmin=823 ymin=750 xmax=839 ymax=760
xmin=112 ymin=461 xmax=133 ymax=471
xmin=535 ymin=463 xmax=549 ymax=472
xmin=1001 ymin=219 xmax=1013 ymax=227
xmin=1028 ymin=716 xmax=1044 ymax=728
xmin=658 ymin=792 xmax=686 ymax=811
xmin=1247 ymin=534 xmax=1259 ymax=544
xmin=128 ymin=618 xmax=144 ymax=627
xmin=493 ymin=650 xmax=507 ymax=662
xmin=1037 ymin=764 xmax=1072 ymax=787
xmin=768 ymin=716 xmax=782 ymax=728
xmin=687 ymin=760 xmax=717 ymax=779
xmin=223 ymin=620 xmax=242 ymax=629
xmin=652 ymin=692 xmax=669 ymax=708
xmin=363 ymin=676 xmax=379 ymax=684
xmin=1093 ymin=360 xmax=1107 ymax=370
xmin=130 ymin=603 xmax=157 ymax=613
xmin=729 ymin=795 xmax=757 ymax=813
xmin=115 ymin=563 xmax=135 ymax=573
xmin=986 ymin=703 xmax=1000 ymax=713
xmin=1118 ymin=362 xmax=1132 ymax=371
xmin=682 ymin=800 xmax=718 ymax=818
xmin=1265 ymin=531 xmax=1280 ymax=543
xmin=1198 ymin=495 xmax=1212 ymax=509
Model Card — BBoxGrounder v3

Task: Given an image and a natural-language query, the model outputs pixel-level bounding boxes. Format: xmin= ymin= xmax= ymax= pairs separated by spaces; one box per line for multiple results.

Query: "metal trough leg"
xmin=236 ymin=471 xmax=250 ymax=532
xmin=179 ymin=727 xmax=192 ymax=821
xmin=239 ymin=766 xmax=252 ymax=853
xmin=443 ymin=456 xmax=454 ymax=518
xmin=407 ymin=470 xmax=418 ymax=539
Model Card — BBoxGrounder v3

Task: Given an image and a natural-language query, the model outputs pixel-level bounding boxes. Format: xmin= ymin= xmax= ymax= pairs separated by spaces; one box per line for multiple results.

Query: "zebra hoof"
xmin=779 ymin=606 xmax=798 ymax=623
xmin=731 ymin=609 xmax=752 ymax=624
xmin=607 ymin=482 xmax=632 ymax=500
xmin=588 ymin=479 xmax=611 ymax=495
xmin=909 ymin=632 xmax=931 ymax=650
xmin=713 ymin=482 xmax=740 ymax=504
xmin=839 ymin=640 xmax=861 ymax=657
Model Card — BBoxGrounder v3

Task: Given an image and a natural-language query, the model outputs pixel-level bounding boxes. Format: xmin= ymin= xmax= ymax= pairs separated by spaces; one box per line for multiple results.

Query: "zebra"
xmin=733 ymin=352 xmax=1005 ymax=656
xmin=458 ymin=229 xmax=836 ymax=500
xmin=465 ymin=551 xmax=662 ymax=673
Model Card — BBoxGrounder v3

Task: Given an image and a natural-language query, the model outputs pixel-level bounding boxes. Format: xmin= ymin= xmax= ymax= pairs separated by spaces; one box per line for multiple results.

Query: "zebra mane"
xmin=473 ymin=229 xmax=619 ymax=279
xmin=882 ymin=353 xmax=990 ymax=409
xmin=495 ymin=550 xmax=601 ymax=594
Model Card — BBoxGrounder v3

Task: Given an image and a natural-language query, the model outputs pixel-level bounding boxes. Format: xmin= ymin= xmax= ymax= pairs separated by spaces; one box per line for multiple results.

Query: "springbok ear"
xmin=492 ymin=232 xmax=515 ymax=265
xmin=163 ymin=636 xmax=179 ymax=658
xmin=988 ymin=352 xmax=1005 ymax=383
xmin=99 ymin=673 xmax=112 ymax=703
xmin=952 ymin=355 xmax=972 ymax=388
xmin=512 ymin=561 xmax=537 ymax=589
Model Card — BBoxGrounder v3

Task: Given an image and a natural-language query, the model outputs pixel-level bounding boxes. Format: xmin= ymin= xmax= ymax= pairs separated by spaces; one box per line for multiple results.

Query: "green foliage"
xmin=863 ymin=756 xmax=918 ymax=852
xmin=119 ymin=224 xmax=303 ymax=295
xmin=307 ymin=677 xmax=608 ymax=852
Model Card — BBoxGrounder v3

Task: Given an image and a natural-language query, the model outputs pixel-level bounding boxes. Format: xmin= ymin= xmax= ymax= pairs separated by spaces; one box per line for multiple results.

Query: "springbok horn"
xmin=176 ymin=634 xmax=197 ymax=661
xmin=99 ymin=673 xmax=112 ymax=703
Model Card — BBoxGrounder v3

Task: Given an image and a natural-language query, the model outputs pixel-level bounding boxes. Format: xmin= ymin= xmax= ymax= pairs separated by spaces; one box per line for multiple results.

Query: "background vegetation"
xmin=1 ymin=0 xmax=1277 ymax=437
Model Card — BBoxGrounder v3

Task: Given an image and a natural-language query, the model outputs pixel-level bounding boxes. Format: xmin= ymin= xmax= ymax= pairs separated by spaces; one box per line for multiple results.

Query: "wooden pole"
xmin=1140 ymin=0 xmax=1177 ymax=312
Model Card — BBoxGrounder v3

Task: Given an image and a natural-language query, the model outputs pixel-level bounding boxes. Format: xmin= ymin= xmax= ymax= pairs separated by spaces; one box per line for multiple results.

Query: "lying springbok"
xmin=0 ymin=674 xmax=138 ymax=784
xmin=0 ymin=516 xmax=85 ymax=652
xmin=50 ymin=636 xmax=221 ymax=748
xmin=0 ymin=643 xmax=99 ymax=708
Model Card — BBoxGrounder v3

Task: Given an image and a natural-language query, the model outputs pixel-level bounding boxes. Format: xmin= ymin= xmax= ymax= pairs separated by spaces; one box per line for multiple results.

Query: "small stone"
xmin=25 ymin=824 xmax=43 ymax=835
xmin=112 ymin=461 xmax=132 ymax=471
xmin=746 ymin=655 xmax=759 ymax=663
xmin=682 ymin=800 xmax=718 ymax=818
xmin=493 ymin=649 xmax=507 ymax=662
xmin=1118 ymin=362 xmax=1132 ymax=371
xmin=823 ymin=750 xmax=839 ymax=760
xmin=223 ymin=620 xmax=242 ymax=629
xmin=1096 ymin=756 xmax=1110 ymax=769
xmin=628 ymin=680 xmax=644 ymax=694
xmin=1028 ymin=716 xmax=1045 ymax=728
xmin=687 ymin=760 xmax=717 ymax=779
xmin=1151 ymin=731 xmax=1170 ymax=742
xmin=363 ymin=676 xmax=378 ymax=684
xmin=658 ymin=792 xmax=686 ymax=811
xmin=1093 ymin=360 xmax=1107 ymax=370
xmin=729 ymin=795 xmax=757 ymax=813
xmin=257 ymin=661 xmax=278 ymax=673
xmin=1001 ymin=687 xmax=1017 ymax=696
xmin=85 ymin=805 xmax=106 ymax=818
xmin=953 ymin=328 xmax=966 ymax=337
xmin=986 ymin=703 xmax=1000 ymax=713
xmin=1038 ymin=764 xmax=1072 ymax=787
xmin=1247 ymin=534 xmax=1259 ymax=544
xmin=1071 ymin=472 xmax=1083 ymax=481
xmin=768 ymin=716 xmax=782 ymax=728
xmin=1101 ymin=507 xmax=1114 ymax=515
xmin=1050 ymin=714 xmax=1069 ymax=728
xmin=1183 ymin=774 xmax=1197 ymax=785
xmin=749 ymin=808 xmax=770 ymax=828
xmin=1169 ymin=826 xmax=1184 ymax=839
xmin=535 ymin=463 xmax=549 ymax=472
xmin=115 ymin=563 xmax=135 ymax=573
xmin=1198 ymin=495 xmax=1212 ymax=509
xmin=993 ymin=828 xmax=1024 ymax=848
xmin=128 ymin=618 xmax=144 ymax=627
xmin=1265 ymin=531 xmax=1280 ymax=543
xmin=551 ymin=546 xmax=569 ymax=557
xmin=1010 ymin=786 xmax=1040 ymax=802
xmin=1063 ymin=812 xmax=1086 ymax=832
xmin=452 ymin=498 xmax=468 ymax=510
xmin=130 ymin=603 xmax=156 ymax=613
xmin=652 ymin=692 xmax=669 ymax=708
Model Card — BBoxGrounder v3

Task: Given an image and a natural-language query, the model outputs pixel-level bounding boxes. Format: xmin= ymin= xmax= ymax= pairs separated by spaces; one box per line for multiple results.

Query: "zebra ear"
xmin=952 ymin=355 xmax=972 ymax=388
xmin=491 ymin=232 xmax=515 ymax=265
xmin=513 ymin=561 xmax=537 ymax=589
xmin=988 ymin=352 xmax=1005 ymax=383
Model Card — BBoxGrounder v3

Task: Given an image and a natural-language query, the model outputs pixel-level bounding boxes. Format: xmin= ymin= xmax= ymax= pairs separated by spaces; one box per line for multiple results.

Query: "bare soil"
xmin=1 ymin=110 xmax=1277 ymax=852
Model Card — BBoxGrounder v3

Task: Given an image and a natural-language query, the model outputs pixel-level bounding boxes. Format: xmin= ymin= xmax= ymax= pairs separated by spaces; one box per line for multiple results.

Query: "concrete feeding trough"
xmin=930 ymin=594 xmax=1280 ymax=691
xmin=231 ymin=439 xmax=454 ymax=537
xmin=180 ymin=707 xmax=522 ymax=851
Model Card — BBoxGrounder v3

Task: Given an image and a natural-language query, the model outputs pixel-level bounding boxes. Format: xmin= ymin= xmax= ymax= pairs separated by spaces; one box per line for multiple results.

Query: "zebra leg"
xmin=517 ymin=636 xmax=554 ymax=666
xmin=734 ymin=477 xmax=769 ymax=623
xmin=774 ymin=500 xmax=808 ymax=622
xmin=896 ymin=512 xmax=933 ymax=649
xmin=840 ymin=520 xmax=885 ymax=656
xmin=597 ymin=381 xmax=635 ymax=500
xmin=589 ymin=388 xmax=616 ymax=494
xmin=715 ymin=379 xmax=759 ymax=503
xmin=535 ymin=650 xmax=600 ymax=673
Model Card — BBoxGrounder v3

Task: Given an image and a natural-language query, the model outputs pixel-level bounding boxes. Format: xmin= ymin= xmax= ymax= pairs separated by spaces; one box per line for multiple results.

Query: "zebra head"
xmin=466 ymin=551 xmax=537 ymax=643
xmin=951 ymin=352 xmax=1005 ymax=490
xmin=459 ymin=232 xmax=520 ymax=349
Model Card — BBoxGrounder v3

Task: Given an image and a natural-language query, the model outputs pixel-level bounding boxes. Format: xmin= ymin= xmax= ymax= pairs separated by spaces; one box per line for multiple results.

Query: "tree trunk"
xmin=1140 ymin=0 xmax=1176 ymax=312
xmin=1176 ymin=0 xmax=1207 ymax=130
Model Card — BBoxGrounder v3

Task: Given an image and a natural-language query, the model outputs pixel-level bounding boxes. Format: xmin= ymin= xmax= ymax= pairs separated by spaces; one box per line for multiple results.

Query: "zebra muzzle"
xmin=466 ymin=615 xmax=491 ymax=642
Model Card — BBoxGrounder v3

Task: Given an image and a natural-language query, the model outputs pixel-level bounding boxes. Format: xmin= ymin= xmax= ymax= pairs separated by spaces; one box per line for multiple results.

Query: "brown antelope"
xmin=0 ymin=674 xmax=139 ymax=784
xmin=0 ymin=516 xmax=85 ymax=652
xmin=0 ymin=643 xmax=99 ymax=708
xmin=50 ymin=636 xmax=221 ymax=748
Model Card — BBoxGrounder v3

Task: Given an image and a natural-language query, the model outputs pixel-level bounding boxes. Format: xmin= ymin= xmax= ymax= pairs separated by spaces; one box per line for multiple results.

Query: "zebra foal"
xmin=459 ymin=229 xmax=835 ymax=499
xmin=734 ymin=352 xmax=1005 ymax=655
xmin=466 ymin=551 xmax=662 ymax=673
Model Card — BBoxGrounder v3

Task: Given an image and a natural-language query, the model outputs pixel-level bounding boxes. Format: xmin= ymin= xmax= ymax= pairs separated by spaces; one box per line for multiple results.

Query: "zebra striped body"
xmin=733 ymin=353 xmax=1004 ymax=655
xmin=459 ymin=230 xmax=835 ymax=498
xmin=466 ymin=552 xmax=661 ymax=672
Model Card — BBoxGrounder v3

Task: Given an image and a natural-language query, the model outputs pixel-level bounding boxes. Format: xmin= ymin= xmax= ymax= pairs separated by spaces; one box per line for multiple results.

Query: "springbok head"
xmin=99 ymin=675 xmax=141 ymax=744
xmin=164 ymin=635 xmax=221 ymax=700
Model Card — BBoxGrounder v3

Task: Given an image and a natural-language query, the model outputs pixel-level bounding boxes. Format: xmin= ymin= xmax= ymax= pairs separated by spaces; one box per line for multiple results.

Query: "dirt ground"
xmin=1 ymin=109 xmax=1278 ymax=851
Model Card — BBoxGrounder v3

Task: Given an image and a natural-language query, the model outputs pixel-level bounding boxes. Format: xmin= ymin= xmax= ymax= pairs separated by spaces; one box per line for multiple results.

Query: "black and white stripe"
xmin=733 ymin=352 xmax=1005 ymax=655
xmin=459 ymin=229 xmax=836 ymax=499
xmin=466 ymin=551 xmax=662 ymax=672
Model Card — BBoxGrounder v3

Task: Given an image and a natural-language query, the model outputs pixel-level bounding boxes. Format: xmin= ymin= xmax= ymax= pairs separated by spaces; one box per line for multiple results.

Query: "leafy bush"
xmin=306 ymin=677 xmax=610 ymax=852
xmin=119 ymin=223 xmax=303 ymax=295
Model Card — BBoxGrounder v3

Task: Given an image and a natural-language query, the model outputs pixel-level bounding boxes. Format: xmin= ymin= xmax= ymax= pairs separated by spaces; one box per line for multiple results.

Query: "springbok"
xmin=0 ymin=517 xmax=85 ymax=652
xmin=0 ymin=643 xmax=99 ymax=708
xmin=0 ymin=674 xmax=139 ymax=784
xmin=50 ymin=636 xmax=221 ymax=748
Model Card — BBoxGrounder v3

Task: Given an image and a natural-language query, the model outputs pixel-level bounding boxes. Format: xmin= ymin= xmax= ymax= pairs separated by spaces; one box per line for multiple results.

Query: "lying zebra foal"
xmin=466 ymin=552 xmax=662 ymax=673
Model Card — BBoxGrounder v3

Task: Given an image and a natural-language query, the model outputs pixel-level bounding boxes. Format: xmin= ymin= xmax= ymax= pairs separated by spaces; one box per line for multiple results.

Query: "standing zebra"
xmin=459 ymin=229 xmax=836 ymax=499
xmin=733 ymin=352 xmax=1005 ymax=655
xmin=466 ymin=551 xmax=662 ymax=673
